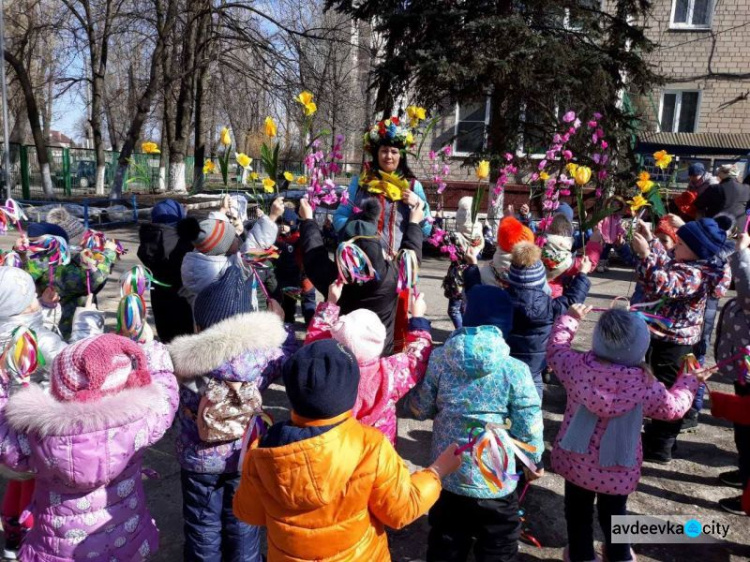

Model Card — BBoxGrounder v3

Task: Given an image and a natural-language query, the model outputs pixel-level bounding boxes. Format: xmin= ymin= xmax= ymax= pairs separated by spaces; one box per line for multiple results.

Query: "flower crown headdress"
xmin=363 ymin=116 xmax=415 ymax=151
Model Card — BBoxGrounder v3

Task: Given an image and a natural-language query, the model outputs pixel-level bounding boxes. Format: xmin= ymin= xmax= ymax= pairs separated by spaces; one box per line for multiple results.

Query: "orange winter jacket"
xmin=233 ymin=412 xmax=442 ymax=561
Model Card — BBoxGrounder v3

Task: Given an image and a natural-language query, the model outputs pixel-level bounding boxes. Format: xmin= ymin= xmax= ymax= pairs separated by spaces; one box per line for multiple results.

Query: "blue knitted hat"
xmin=193 ymin=266 xmax=252 ymax=329
xmin=507 ymin=241 xmax=548 ymax=290
xmin=463 ymin=285 xmax=513 ymax=338
xmin=677 ymin=218 xmax=727 ymax=261
xmin=688 ymin=162 xmax=705 ymax=177
xmin=27 ymin=222 xmax=69 ymax=243
xmin=556 ymin=203 xmax=575 ymax=223
xmin=151 ymin=199 xmax=186 ymax=225
xmin=592 ymin=309 xmax=650 ymax=367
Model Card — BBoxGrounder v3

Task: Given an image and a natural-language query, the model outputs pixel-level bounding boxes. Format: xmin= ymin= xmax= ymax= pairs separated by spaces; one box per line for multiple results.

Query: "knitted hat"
xmin=342 ymin=198 xmax=381 ymax=240
xmin=330 ymin=308 xmax=386 ymax=362
xmin=688 ymin=162 xmax=706 ymax=176
xmin=654 ymin=217 xmax=678 ymax=244
xmin=151 ymin=199 xmax=186 ymax=225
xmin=51 ymin=335 xmax=151 ymax=402
xmin=193 ymin=266 xmax=252 ymax=329
xmin=27 ymin=222 xmax=69 ymax=243
xmin=283 ymin=339 xmax=360 ymax=420
xmin=178 ymin=217 xmax=236 ymax=256
xmin=677 ymin=218 xmax=727 ymax=261
xmin=46 ymin=208 xmax=85 ymax=245
xmin=507 ymin=242 xmax=547 ymax=290
xmin=497 ymin=216 xmax=534 ymax=253
xmin=463 ymin=285 xmax=513 ymax=338
xmin=718 ymin=163 xmax=740 ymax=178
xmin=556 ymin=203 xmax=575 ymax=223
xmin=282 ymin=209 xmax=299 ymax=229
xmin=0 ymin=267 xmax=37 ymax=319
xmin=592 ymin=309 xmax=650 ymax=367
xmin=542 ymin=234 xmax=574 ymax=280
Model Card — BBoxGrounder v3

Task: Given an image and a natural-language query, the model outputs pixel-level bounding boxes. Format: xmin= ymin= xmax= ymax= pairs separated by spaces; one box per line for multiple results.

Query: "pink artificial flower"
xmin=312 ymin=139 xmax=321 ymax=149
xmin=530 ymin=173 xmax=540 ymax=182
xmin=593 ymin=153 xmax=601 ymax=164
xmin=333 ymin=151 xmax=343 ymax=160
xmin=442 ymin=164 xmax=451 ymax=176
xmin=562 ymin=111 xmax=576 ymax=123
xmin=588 ymin=120 xmax=598 ymax=129
xmin=335 ymin=134 xmax=345 ymax=144
xmin=546 ymin=150 xmax=556 ymax=161
xmin=428 ymin=150 xmax=437 ymax=161
xmin=593 ymin=112 xmax=603 ymax=119
xmin=340 ymin=190 xmax=350 ymax=206
xmin=536 ymin=236 xmax=547 ymax=248
xmin=598 ymin=170 xmax=608 ymax=181
xmin=504 ymin=152 xmax=514 ymax=161
xmin=596 ymin=128 xmax=604 ymax=138
xmin=592 ymin=133 xmax=599 ymax=145
xmin=562 ymin=133 xmax=571 ymax=143
xmin=573 ymin=118 xmax=582 ymax=129
xmin=553 ymin=133 xmax=562 ymax=144
xmin=437 ymin=181 xmax=447 ymax=194
xmin=322 ymin=191 xmax=338 ymax=205
xmin=442 ymin=145 xmax=453 ymax=157
xmin=600 ymin=155 xmax=609 ymax=165
xmin=563 ymin=150 xmax=573 ymax=160
xmin=595 ymin=188 xmax=602 ymax=198
xmin=546 ymin=179 xmax=557 ymax=190
xmin=568 ymin=127 xmax=576 ymax=135
xmin=601 ymin=140 xmax=609 ymax=149
xmin=538 ymin=159 xmax=547 ymax=171
xmin=559 ymin=189 xmax=571 ymax=196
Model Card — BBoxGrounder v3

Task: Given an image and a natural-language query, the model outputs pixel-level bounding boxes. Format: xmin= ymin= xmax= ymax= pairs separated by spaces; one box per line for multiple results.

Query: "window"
xmin=670 ymin=0 xmax=713 ymax=29
xmin=659 ymin=91 xmax=700 ymax=133
xmin=453 ymin=101 xmax=490 ymax=155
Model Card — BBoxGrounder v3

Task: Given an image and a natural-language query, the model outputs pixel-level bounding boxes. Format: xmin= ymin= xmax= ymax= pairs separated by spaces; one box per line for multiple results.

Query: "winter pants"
xmin=735 ymin=382 xmax=750 ymax=486
xmin=1 ymin=479 xmax=35 ymax=548
xmin=448 ymin=297 xmax=464 ymax=330
xmin=690 ymin=295 xmax=719 ymax=413
xmin=564 ymin=480 xmax=632 ymax=562
xmin=642 ymin=339 xmax=693 ymax=457
xmin=181 ymin=470 xmax=261 ymax=562
xmin=426 ymin=489 xmax=520 ymax=562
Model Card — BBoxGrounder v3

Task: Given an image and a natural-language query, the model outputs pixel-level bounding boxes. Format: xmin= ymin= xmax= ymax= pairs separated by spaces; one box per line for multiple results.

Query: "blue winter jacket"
xmin=405 ymin=326 xmax=544 ymax=499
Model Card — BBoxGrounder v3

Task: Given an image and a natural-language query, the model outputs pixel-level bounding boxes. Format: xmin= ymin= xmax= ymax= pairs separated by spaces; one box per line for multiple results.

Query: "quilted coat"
xmin=168 ymin=311 xmax=296 ymax=474
xmin=405 ymin=325 xmax=544 ymax=499
xmin=0 ymin=341 xmax=178 ymax=561
xmin=233 ymin=413 xmax=442 ymax=561
xmin=548 ymin=315 xmax=699 ymax=495
xmin=304 ymin=302 xmax=433 ymax=443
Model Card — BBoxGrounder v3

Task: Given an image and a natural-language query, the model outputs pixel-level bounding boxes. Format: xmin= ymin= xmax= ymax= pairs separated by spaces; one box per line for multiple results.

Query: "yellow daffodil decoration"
xmin=296 ymin=91 xmax=317 ymax=116
xmin=627 ymin=194 xmax=650 ymax=213
xmin=235 ymin=153 xmax=252 ymax=169
xmin=220 ymin=127 xmax=231 ymax=146
xmin=262 ymin=178 xmax=276 ymax=193
xmin=653 ymin=150 xmax=673 ymax=170
xmin=539 ymin=172 xmax=550 ymax=181
xmin=264 ymin=117 xmax=277 ymax=138
xmin=367 ymin=170 xmax=409 ymax=201
xmin=250 ymin=172 xmax=259 ymax=181
xmin=406 ymin=105 xmax=427 ymax=128
xmin=476 ymin=160 xmax=490 ymax=180
xmin=573 ymin=166 xmax=592 ymax=186
xmin=636 ymin=171 xmax=655 ymax=193
xmin=296 ymin=176 xmax=307 ymax=185
xmin=141 ymin=141 xmax=160 ymax=154
xmin=283 ymin=171 xmax=294 ymax=182
xmin=203 ymin=160 xmax=216 ymax=174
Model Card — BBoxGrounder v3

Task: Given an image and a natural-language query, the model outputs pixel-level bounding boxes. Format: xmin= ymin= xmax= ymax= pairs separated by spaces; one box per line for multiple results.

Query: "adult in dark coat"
xmin=299 ymin=196 xmax=424 ymax=355
xmin=137 ymin=199 xmax=194 ymax=342
xmin=694 ymin=163 xmax=750 ymax=222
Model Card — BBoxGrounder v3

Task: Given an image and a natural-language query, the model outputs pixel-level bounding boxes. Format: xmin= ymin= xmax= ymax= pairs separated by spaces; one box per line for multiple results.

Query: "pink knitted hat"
xmin=51 ymin=334 xmax=151 ymax=402
xmin=330 ymin=309 xmax=386 ymax=362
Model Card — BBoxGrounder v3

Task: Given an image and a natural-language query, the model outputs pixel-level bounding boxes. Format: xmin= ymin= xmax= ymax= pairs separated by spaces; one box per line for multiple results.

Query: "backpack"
xmin=196 ymin=379 xmax=263 ymax=443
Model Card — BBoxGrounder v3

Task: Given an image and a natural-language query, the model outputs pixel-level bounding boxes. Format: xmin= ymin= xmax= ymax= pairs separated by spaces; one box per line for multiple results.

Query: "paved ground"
xmin=2 ymin=224 xmax=749 ymax=562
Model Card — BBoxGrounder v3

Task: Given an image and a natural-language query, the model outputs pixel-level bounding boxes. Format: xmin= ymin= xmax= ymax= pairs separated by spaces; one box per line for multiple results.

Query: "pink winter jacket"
xmin=0 ymin=342 xmax=179 ymax=562
xmin=549 ymin=240 xmax=602 ymax=298
xmin=305 ymin=302 xmax=433 ymax=444
xmin=547 ymin=315 xmax=699 ymax=495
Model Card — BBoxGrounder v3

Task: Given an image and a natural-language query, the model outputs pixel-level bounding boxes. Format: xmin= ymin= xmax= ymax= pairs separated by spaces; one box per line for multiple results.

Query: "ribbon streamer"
xmin=0 ymin=199 xmax=27 ymax=234
xmin=0 ymin=250 xmax=22 ymax=268
xmin=0 ymin=326 xmax=45 ymax=386
xmin=120 ymin=265 xmax=170 ymax=297
xmin=396 ymin=249 xmax=419 ymax=294
xmin=238 ymin=411 xmax=274 ymax=470
xmin=335 ymin=240 xmax=379 ymax=284
xmin=281 ymin=287 xmax=302 ymax=301
xmin=242 ymin=246 xmax=280 ymax=265
xmin=116 ymin=293 xmax=147 ymax=341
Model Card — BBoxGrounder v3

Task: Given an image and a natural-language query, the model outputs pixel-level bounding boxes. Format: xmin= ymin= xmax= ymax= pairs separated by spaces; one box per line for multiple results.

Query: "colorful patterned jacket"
xmin=636 ymin=238 xmax=730 ymax=345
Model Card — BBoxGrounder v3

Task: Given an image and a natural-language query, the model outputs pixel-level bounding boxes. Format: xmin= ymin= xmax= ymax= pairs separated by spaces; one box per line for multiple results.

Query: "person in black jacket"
xmin=137 ymin=199 xmax=194 ymax=342
xmin=299 ymin=196 xmax=424 ymax=355
xmin=694 ymin=163 xmax=750 ymax=222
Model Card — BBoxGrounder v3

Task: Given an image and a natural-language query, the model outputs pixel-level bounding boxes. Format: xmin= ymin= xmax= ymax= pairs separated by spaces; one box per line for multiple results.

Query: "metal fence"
xmin=0 ymin=142 xmax=194 ymax=198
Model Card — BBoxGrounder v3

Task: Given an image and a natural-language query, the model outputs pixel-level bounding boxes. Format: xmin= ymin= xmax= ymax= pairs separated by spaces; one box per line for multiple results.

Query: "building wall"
xmin=637 ymin=0 xmax=750 ymax=134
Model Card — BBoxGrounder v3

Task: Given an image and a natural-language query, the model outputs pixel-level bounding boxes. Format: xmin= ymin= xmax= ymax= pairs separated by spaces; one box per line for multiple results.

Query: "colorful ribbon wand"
xmin=0 ymin=250 xmax=22 ymax=268
xmin=336 ymin=238 xmax=379 ymax=284
xmin=240 ymin=248 xmax=278 ymax=302
xmin=590 ymin=297 xmax=673 ymax=332
xmin=396 ymin=249 xmax=419 ymax=296
xmin=0 ymin=326 xmax=45 ymax=387
xmin=0 ymin=198 xmax=27 ymax=235
xmin=19 ymin=235 xmax=71 ymax=288
xmin=116 ymin=293 xmax=147 ymax=341
xmin=120 ymin=265 xmax=170 ymax=297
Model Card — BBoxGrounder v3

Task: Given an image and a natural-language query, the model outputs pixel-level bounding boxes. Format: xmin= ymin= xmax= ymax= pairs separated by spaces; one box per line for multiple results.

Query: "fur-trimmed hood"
xmin=168 ymin=311 xmax=288 ymax=378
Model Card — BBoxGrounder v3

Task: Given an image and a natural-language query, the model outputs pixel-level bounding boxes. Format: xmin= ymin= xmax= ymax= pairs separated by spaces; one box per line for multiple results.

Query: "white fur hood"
xmin=168 ymin=311 xmax=288 ymax=379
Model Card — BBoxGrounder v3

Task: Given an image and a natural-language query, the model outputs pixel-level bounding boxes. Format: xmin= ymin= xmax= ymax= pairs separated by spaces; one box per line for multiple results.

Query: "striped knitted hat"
xmin=193 ymin=218 xmax=237 ymax=256
xmin=51 ymin=335 xmax=151 ymax=402
xmin=193 ymin=266 xmax=253 ymax=329
xmin=507 ymin=242 xmax=547 ymax=289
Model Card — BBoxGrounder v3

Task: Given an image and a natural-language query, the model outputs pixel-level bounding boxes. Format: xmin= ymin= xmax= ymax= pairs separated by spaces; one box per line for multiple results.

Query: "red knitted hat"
xmin=655 ymin=217 xmax=678 ymax=244
xmin=497 ymin=216 xmax=535 ymax=253
xmin=51 ymin=335 xmax=151 ymax=402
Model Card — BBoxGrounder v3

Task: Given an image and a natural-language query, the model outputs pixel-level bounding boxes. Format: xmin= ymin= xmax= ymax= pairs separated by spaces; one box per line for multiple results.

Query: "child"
xmin=442 ymin=196 xmax=484 ymax=329
xmin=168 ymin=265 xmax=295 ymax=561
xmin=271 ymin=208 xmax=316 ymax=325
xmin=305 ymin=280 xmax=432 ymax=444
xmin=137 ymin=199 xmax=194 ymax=342
xmin=548 ymin=305 xmax=704 ymax=562
xmin=300 ymin=196 xmax=424 ymax=355
xmin=713 ymin=232 xmax=750 ymax=515
xmin=233 ymin=339 xmax=461 ymax=562
xmin=406 ymin=285 xmax=544 ymax=561
xmin=471 ymin=241 xmax=591 ymax=399
xmin=475 ymin=215 xmax=534 ymax=288
xmin=542 ymin=213 xmax=602 ymax=298
xmin=0 ymin=333 xmax=179 ymax=561
xmin=632 ymin=218 xmax=730 ymax=463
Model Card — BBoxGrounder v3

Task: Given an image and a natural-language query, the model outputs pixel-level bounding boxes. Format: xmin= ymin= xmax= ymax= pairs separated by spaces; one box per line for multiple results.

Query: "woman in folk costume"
xmin=333 ymin=116 xmax=432 ymax=350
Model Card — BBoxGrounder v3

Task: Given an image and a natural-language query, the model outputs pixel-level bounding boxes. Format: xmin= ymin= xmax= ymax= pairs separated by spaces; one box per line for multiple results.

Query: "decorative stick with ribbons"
xmin=0 ymin=199 xmax=27 ymax=234
xmin=18 ymin=235 xmax=70 ymax=288
xmin=335 ymin=238 xmax=379 ymax=285
xmin=0 ymin=326 xmax=44 ymax=387
xmin=120 ymin=265 xmax=170 ymax=297
xmin=0 ymin=250 xmax=22 ymax=268
xmin=240 ymin=247 xmax=279 ymax=302
xmin=682 ymin=348 xmax=750 ymax=387
xmin=116 ymin=293 xmax=147 ymax=342
xmin=396 ymin=249 xmax=419 ymax=296
xmin=589 ymin=296 xmax=673 ymax=332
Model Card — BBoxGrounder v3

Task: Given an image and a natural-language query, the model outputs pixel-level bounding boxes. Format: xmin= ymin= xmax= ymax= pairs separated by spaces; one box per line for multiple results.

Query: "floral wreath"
xmin=363 ymin=116 xmax=415 ymax=151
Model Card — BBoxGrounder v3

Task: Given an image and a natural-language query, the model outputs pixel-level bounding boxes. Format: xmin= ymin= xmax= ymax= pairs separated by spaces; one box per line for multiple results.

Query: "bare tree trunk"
xmin=4 ymin=50 xmax=54 ymax=198
xmin=192 ymin=31 xmax=211 ymax=194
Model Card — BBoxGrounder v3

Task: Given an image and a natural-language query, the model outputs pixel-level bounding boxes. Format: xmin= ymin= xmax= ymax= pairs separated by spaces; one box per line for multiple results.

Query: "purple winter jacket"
xmin=0 ymin=341 xmax=179 ymax=562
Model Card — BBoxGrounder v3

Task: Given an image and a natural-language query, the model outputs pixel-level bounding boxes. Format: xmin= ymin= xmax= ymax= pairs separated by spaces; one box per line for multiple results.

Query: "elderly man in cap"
xmin=695 ymin=163 xmax=750 ymax=222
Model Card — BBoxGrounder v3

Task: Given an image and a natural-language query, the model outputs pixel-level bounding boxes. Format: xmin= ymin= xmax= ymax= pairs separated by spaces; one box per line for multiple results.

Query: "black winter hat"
xmin=342 ymin=198 xmax=381 ymax=240
xmin=282 ymin=339 xmax=360 ymax=420
xmin=193 ymin=266 xmax=252 ymax=329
